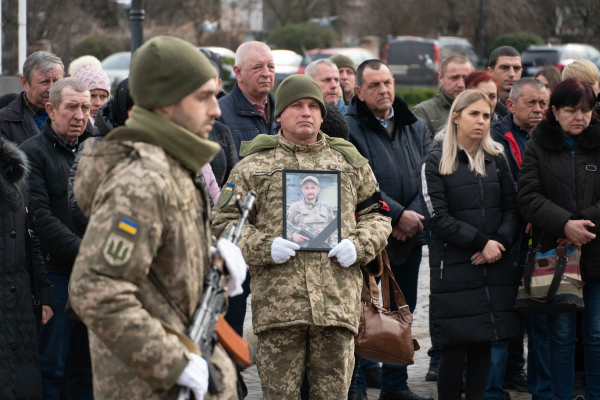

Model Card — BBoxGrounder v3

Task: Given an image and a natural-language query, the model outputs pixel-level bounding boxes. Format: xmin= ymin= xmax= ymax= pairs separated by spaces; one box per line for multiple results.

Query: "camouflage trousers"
xmin=255 ymin=325 xmax=354 ymax=400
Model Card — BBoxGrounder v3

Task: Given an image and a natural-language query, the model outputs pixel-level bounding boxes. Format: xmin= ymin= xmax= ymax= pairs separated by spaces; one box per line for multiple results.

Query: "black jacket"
xmin=518 ymin=119 xmax=600 ymax=281
xmin=347 ymin=96 xmax=432 ymax=264
xmin=0 ymin=92 xmax=40 ymax=145
xmin=217 ymin=82 xmax=280 ymax=155
xmin=19 ymin=121 xmax=90 ymax=275
xmin=420 ymin=143 xmax=520 ymax=348
xmin=208 ymin=120 xmax=239 ymax=187
xmin=0 ymin=137 xmax=54 ymax=399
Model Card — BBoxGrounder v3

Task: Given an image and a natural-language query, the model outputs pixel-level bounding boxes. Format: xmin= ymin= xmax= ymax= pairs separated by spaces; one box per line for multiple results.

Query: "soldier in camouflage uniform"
xmin=213 ymin=74 xmax=392 ymax=399
xmin=69 ymin=36 xmax=247 ymax=400
xmin=287 ymin=175 xmax=338 ymax=248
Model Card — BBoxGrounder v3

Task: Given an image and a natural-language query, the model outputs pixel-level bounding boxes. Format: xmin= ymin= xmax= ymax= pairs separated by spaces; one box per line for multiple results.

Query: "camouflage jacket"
xmin=287 ymin=199 xmax=338 ymax=248
xmin=213 ymin=132 xmax=392 ymax=335
xmin=69 ymin=108 xmax=236 ymax=399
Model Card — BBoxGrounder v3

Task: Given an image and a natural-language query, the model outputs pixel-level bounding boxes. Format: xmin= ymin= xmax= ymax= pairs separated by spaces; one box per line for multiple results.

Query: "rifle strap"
xmin=160 ymin=320 xmax=201 ymax=356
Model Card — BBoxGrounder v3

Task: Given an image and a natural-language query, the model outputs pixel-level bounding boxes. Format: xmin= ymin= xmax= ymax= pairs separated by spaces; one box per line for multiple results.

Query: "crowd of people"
xmin=0 ymin=34 xmax=599 ymax=400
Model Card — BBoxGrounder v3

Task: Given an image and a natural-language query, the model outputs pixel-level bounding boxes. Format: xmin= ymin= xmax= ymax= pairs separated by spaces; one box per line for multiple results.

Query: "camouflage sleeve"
xmin=347 ymin=163 xmax=392 ymax=266
xmin=213 ymin=164 xmax=274 ymax=266
xmin=69 ymin=174 xmax=189 ymax=391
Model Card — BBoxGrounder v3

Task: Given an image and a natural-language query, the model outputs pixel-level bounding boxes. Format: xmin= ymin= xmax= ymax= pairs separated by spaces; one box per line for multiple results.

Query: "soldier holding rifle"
xmin=213 ymin=74 xmax=392 ymax=399
xmin=69 ymin=36 xmax=247 ymax=400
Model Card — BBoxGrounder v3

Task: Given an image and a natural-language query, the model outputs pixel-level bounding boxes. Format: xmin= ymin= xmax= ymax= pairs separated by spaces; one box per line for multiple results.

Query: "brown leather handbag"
xmin=354 ymin=251 xmax=420 ymax=366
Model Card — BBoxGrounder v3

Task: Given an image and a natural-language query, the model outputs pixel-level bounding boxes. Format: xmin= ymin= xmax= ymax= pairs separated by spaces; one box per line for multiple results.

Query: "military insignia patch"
xmin=375 ymin=183 xmax=380 ymax=192
xmin=103 ymin=232 xmax=135 ymax=266
xmin=216 ymin=183 xmax=235 ymax=208
xmin=118 ymin=217 xmax=138 ymax=235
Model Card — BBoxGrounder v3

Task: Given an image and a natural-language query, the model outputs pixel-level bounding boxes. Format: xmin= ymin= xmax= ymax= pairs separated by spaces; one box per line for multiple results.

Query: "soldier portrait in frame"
xmin=283 ymin=170 xmax=341 ymax=251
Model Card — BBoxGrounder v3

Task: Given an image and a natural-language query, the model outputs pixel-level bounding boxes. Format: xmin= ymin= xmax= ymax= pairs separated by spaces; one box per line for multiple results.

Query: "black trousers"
xmin=438 ymin=342 xmax=492 ymax=400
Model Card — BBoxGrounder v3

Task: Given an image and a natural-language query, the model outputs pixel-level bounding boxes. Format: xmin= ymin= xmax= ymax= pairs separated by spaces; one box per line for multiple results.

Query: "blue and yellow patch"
xmin=118 ymin=218 xmax=138 ymax=236
xmin=216 ymin=183 xmax=235 ymax=209
xmin=375 ymin=183 xmax=380 ymax=192
xmin=225 ymin=183 xmax=234 ymax=191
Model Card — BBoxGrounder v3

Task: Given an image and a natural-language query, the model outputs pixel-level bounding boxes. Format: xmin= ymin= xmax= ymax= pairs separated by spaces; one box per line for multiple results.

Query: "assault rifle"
xmin=177 ymin=190 xmax=256 ymax=400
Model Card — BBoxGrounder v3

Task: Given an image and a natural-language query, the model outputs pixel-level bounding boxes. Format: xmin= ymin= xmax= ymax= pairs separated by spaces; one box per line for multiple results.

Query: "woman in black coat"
xmin=419 ymin=89 xmax=520 ymax=400
xmin=0 ymin=136 xmax=55 ymax=399
xmin=517 ymin=78 xmax=600 ymax=400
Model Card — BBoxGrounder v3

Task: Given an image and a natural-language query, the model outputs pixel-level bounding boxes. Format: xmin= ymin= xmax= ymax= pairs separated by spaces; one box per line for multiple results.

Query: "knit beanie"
xmin=74 ymin=65 xmax=111 ymax=94
xmin=274 ymin=74 xmax=327 ymax=119
xmin=320 ymin=103 xmax=349 ymax=140
xmin=330 ymin=54 xmax=356 ymax=72
xmin=129 ymin=36 xmax=217 ymax=109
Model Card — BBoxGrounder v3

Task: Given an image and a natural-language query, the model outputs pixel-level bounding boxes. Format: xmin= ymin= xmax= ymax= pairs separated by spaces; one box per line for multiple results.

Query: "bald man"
xmin=217 ymin=41 xmax=280 ymax=154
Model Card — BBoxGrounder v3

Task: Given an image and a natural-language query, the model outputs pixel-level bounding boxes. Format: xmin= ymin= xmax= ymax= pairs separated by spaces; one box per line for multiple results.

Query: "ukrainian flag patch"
xmin=118 ymin=218 xmax=138 ymax=236
xmin=375 ymin=183 xmax=380 ymax=192
xmin=225 ymin=183 xmax=234 ymax=191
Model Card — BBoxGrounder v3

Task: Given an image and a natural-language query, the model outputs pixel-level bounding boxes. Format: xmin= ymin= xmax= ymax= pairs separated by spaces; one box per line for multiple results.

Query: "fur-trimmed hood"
xmin=0 ymin=137 xmax=29 ymax=184
xmin=531 ymin=119 xmax=600 ymax=152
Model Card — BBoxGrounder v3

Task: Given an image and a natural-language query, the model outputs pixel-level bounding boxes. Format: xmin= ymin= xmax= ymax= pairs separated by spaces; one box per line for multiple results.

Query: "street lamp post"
xmin=130 ymin=0 xmax=144 ymax=54
xmin=478 ymin=0 xmax=485 ymax=61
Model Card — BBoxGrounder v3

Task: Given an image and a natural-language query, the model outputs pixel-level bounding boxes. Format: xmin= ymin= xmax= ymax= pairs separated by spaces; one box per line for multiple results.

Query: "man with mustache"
xmin=213 ymin=74 xmax=391 ymax=399
xmin=346 ymin=59 xmax=433 ymax=400
xmin=488 ymin=46 xmax=523 ymax=117
xmin=287 ymin=176 xmax=338 ymax=249
xmin=0 ymin=51 xmax=64 ymax=144
xmin=20 ymin=77 xmax=94 ymax=399
xmin=217 ymin=41 xmax=280 ymax=154
xmin=486 ymin=77 xmax=551 ymax=400
xmin=305 ymin=58 xmax=348 ymax=114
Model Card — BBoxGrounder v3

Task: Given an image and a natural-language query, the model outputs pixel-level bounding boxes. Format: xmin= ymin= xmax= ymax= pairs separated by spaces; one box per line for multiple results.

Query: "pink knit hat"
xmin=74 ymin=65 xmax=111 ymax=94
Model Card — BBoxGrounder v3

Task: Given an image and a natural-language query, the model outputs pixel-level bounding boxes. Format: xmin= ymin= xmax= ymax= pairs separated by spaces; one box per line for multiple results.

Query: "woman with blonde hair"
xmin=420 ymin=89 xmax=521 ymax=400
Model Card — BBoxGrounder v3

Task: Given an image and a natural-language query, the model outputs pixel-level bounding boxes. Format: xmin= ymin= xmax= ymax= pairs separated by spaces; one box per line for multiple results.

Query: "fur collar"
xmin=531 ymin=119 xmax=600 ymax=151
xmin=0 ymin=138 xmax=29 ymax=184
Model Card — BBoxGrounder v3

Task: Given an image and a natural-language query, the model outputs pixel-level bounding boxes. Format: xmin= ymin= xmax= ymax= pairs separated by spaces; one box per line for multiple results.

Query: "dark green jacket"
xmin=412 ymin=87 xmax=454 ymax=137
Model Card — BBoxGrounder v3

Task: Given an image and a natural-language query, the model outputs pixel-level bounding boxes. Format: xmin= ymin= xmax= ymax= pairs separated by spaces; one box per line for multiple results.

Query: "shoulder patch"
xmin=326 ymin=135 xmax=368 ymax=168
xmin=239 ymin=134 xmax=279 ymax=157
xmin=216 ymin=183 xmax=235 ymax=208
xmin=103 ymin=232 xmax=135 ymax=266
xmin=375 ymin=183 xmax=380 ymax=192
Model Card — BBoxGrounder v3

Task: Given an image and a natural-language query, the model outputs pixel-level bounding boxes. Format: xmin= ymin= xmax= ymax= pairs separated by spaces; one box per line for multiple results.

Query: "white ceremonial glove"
xmin=176 ymin=353 xmax=209 ymax=400
xmin=216 ymin=238 xmax=247 ymax=297
xmin=271 ymin=237 xmax=300 ymax=264
xmin=328 ymin=239 xmax=357 ymax=268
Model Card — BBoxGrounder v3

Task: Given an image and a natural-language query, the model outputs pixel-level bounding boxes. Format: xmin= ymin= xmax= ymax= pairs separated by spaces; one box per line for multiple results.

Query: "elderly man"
xmin=20 ymin=77 xmax=93 ymax=399
xmin=487 ymin=46 xmax=523 ymax=112
xmin=330 ymin=54 xmax=357 ymax=103
xmin=306 ymin=58 xmax=347 ymax=114
xmin=0 ymin=51 xmax=64 ymax=144
xmin=412 ymin=55 xmax=473 ymax=136
xmin=217 ymin=41 xmax=279 ymax=154
xmin=485 ymin=78 xmax=551 ymax=400
xmin=213 ymin=74 xmax=391 ymax=399
xmin=69 ymin=36 xmax=247 ymax=400
xmin=346 ymin=59 xmax=432 ymax=400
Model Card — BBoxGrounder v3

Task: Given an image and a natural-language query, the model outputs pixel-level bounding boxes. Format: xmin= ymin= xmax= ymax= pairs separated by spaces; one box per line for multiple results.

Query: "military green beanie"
xmin=129 ymin=36 xmax=217 ymax=109
xmin=274 ymin=75 xmax=327 ymax=119
xmin=330 ymin=54 xmax=356 ymax=72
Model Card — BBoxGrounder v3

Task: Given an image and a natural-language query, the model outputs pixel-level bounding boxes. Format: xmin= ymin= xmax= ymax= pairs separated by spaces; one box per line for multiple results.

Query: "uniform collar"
xmin=278 ymin=130 xmax=328 ymax=154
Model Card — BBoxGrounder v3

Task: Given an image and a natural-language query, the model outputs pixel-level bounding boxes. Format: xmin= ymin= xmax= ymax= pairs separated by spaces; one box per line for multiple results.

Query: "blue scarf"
xmin=33 ymin=110 xmax=49 ymax=131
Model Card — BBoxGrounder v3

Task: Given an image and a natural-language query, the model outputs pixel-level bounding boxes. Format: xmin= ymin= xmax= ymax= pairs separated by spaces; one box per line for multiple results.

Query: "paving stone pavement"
xmin=240 ymin=248 xmax=531 ymax=399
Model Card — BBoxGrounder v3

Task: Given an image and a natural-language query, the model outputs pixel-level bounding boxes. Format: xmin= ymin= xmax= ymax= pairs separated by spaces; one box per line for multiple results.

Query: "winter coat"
xmin=419 ymin=143 xmax=521 ymax=348
xmin=0 ymin=92 xmax=40 ymax=145
xmin=0 ymin=137 xmax=55 ymax=400
xmin=412 ymin=87 xmax=454 ymax=137
xmin=491 ymin=113 xmax=531 ymax=189
xmin=208 ymin=120 xmax=239 ymax=187
xmin=518 ymin=119 xmax=600 ymax=281
xmin=217 ymin=82 xmax=280 ymax=154
xmin=19 ymin=121 xmax=91 ymax=276
xmin=347 ymin=96 xmax=432 ymax=264
xmin=212 ymin=132 xmax=392 ymax=335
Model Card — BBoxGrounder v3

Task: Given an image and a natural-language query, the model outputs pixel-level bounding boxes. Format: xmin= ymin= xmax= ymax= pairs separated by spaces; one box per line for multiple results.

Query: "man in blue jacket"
xmin=346 ymin=59 xmax=432 ymax=400
xmin=217 ymin=41 xmax=280 ymax=154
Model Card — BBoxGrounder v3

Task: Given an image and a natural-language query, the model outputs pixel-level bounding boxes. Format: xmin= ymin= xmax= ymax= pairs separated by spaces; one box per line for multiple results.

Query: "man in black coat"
xmin=20 ymin=78 xmax=93 ymax=399
xmin=487 ymin=78 xmax=552 ymax=400
xmin=346 ymin=59 xmax=433 ymax=400
xmin=0 ymin=51 xmax=64 ymax=144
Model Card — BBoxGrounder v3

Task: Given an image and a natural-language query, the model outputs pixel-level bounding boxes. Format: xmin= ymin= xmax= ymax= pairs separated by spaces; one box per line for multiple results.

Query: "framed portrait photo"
xmin=283 ymin=169 xmax=341 ymax=251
